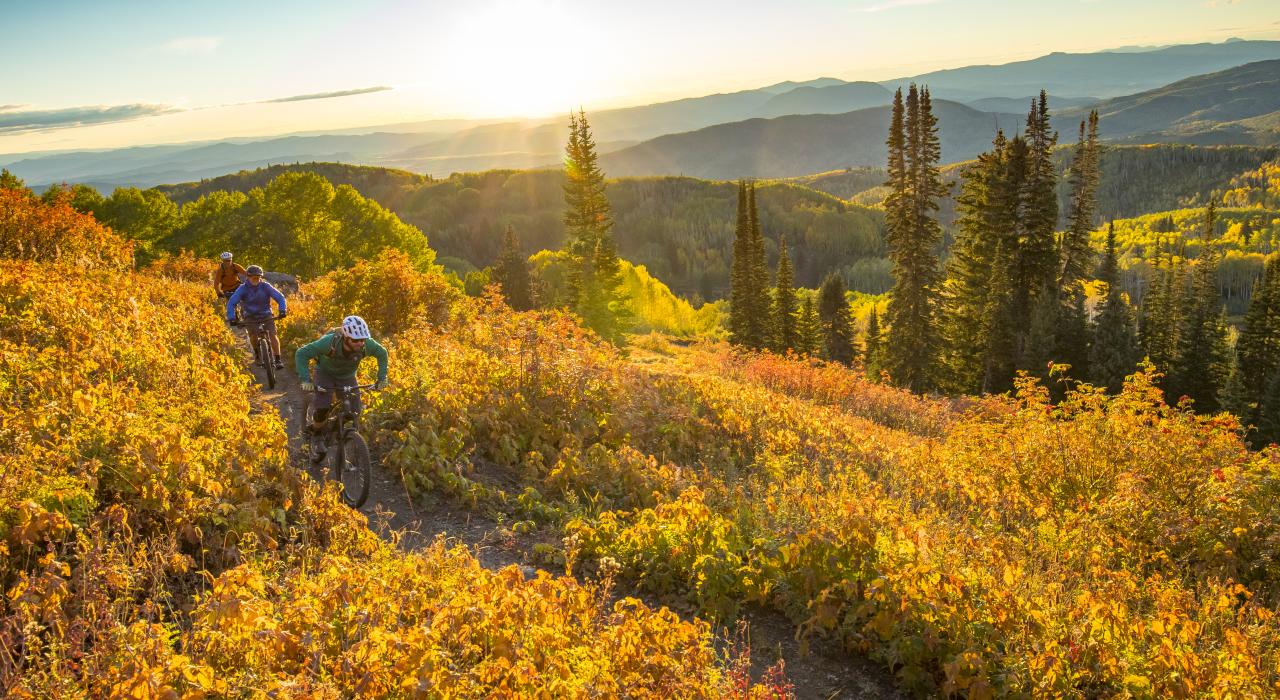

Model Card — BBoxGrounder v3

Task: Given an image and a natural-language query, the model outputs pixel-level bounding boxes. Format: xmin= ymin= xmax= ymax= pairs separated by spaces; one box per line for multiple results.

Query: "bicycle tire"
xmin=259 ymin=335 xmax=276 ymax=389
xmin=332 ymin=430 xmax=371 ymax=508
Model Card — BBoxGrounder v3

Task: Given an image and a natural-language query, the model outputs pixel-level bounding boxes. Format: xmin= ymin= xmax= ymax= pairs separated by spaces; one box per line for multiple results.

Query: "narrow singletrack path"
xmin=248 ymin=348 xmax=900 ymax=699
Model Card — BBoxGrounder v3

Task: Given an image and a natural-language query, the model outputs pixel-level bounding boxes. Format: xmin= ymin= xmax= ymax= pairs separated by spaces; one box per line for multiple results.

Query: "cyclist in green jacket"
xmin=296 ymin=315 xmax=388 ymax=438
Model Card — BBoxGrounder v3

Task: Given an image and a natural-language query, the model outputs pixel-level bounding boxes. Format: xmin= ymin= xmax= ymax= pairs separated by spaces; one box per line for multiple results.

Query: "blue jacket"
xmin=226 ymin=280 xmax=286 ymax=321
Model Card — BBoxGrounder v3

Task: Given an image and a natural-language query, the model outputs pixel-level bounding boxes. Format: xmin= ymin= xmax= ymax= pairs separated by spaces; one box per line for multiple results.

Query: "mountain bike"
xmin=232 ymin=314 xmax=283 ymax=389
xmin=305 ymin=382 xmax=374 ymax=508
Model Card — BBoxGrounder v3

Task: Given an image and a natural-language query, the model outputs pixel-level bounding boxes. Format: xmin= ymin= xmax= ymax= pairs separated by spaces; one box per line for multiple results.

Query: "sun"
xmin=441 ymin=1 xmax=594 ymax=118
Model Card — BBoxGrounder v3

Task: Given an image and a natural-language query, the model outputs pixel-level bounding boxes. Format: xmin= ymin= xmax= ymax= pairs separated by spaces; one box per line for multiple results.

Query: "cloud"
xmin=854 ymin=0 xmax=942 ymax=12
xmin=157 ymin=36 xmax=222 ymax=54
xmin=261 ymin=86 xmax=393 ymax=103
xmin=0 ymin=104 xmax=179 ymax=134
xmin=0 ymin=105 xmax=24 ymax=112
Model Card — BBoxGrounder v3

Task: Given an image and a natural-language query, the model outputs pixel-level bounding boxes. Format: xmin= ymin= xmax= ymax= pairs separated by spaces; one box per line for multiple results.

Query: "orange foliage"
xmin=0 ymin=187 xmax=132 ymax=269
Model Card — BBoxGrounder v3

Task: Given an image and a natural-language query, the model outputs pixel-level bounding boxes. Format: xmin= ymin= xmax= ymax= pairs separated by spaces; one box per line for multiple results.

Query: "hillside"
xmin=1057 ymin=59 xmax=1280 ymax=144
xmin=150 ymin=166 xmax=890 ymax=298
xmin=599 ymin=100 xmax=1021 ymax=179
xmin=157 ymin=162 xmax=430 ymax=208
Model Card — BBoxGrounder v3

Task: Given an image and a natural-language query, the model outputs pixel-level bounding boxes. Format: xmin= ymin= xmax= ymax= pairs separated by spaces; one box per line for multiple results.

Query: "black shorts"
xmin=313 ymin=365 xmax=360 ymax=413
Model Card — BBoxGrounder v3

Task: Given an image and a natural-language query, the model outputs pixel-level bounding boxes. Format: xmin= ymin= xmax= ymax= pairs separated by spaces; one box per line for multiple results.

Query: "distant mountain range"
xmin=5 ymin=39 xmax=1279 ymax=190
xmin=600 ymin=100 xmax=1021 ymax=179
xmin=1057 ymin=59 xmax=1280 ymax=145
xmin=884 ymin=39 xmax=1280 ymax=101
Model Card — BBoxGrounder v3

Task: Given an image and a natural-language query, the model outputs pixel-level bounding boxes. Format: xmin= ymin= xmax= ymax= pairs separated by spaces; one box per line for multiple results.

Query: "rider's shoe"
xmin=273 ymin=358 xmax=284 ymax=370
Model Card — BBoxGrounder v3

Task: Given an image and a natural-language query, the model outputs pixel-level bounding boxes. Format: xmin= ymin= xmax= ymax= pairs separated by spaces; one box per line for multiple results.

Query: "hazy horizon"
xmin=3 ymin=0 xmax=1279 ymax=157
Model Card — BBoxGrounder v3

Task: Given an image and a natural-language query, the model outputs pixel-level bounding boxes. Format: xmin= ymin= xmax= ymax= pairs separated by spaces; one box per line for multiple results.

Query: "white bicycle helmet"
xmin=341 ymin=315 xmax=371 ymax=340
xmin=220 ymin=251 xmax=233 ymax=261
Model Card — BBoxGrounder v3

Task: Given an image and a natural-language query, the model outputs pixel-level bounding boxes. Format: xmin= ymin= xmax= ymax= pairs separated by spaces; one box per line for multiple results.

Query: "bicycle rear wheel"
xmin=331 ymin=431 xmax=370 ymax=508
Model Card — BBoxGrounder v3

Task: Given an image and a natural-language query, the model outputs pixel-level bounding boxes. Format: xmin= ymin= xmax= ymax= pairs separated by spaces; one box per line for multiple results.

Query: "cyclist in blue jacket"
xmin=226 ymin=264 xmax=287 ymax=369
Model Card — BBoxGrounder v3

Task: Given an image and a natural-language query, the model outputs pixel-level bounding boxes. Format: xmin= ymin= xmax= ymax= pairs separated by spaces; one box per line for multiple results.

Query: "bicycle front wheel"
xmin=259 ymin=336 xmax=276 ymax=389
xmin=331 ymin=431 xmax=370 ymax=508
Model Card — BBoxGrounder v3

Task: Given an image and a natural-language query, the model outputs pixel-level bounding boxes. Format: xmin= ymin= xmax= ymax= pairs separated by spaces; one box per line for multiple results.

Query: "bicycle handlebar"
xmin=310 ymin=383 xmax=379 ymax=392
xmin=231 ymin=314 xmax=284 ymax=325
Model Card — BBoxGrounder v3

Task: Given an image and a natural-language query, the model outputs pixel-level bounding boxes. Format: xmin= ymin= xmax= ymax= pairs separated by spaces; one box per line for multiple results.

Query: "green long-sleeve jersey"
xmin=295 ymin=332 xmax=388 ymax=383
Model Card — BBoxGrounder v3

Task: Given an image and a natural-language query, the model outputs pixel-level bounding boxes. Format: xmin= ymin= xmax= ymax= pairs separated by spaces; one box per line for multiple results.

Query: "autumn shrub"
xmin=0 ymin=187 xmax=133 ymax=269
xmin=282 ymin=247 xmax=458 ymax=345
xmin=143 ymin=248 xmax=215 ymax=284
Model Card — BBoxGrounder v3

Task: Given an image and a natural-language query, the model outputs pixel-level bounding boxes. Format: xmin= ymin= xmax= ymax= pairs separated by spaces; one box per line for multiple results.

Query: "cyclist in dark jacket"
xmin=226 ymin=264 xmax=287 ymax=369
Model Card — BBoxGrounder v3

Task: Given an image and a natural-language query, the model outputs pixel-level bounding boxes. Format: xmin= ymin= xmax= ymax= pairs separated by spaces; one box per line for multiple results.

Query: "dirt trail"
xmin=250 ymin=355 xmax=900 ymax=699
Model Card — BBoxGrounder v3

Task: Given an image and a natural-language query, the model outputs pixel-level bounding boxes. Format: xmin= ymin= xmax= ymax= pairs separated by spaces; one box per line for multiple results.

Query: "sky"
xmin=1 ymin=0 xmax=1277 ymax=154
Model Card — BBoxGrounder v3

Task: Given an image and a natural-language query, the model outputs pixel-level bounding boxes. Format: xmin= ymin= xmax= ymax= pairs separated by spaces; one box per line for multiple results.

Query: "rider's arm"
xmin=366 ymin=337 xmax=389 ymax=383
xmin=225 ymin=285 xmax=245 ymax=321
xmin=294 ymin=334 xmax=332 ymax=383
xmin=266 ymin=283 xmax=287 ymax=315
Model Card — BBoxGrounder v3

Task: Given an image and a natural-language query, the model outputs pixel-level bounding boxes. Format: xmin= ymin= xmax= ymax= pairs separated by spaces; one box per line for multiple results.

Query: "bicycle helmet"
xmin=245 ymin=264 xmax=264 ymax=276
xmin=220 ymin=251 xmax=233 ymax=261
xmin=341 ymin=315 xmax=371 ymax=340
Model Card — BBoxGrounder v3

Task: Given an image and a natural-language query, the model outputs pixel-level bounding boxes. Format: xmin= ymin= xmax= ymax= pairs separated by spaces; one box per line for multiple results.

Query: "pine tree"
xmin=863 ymin=306 xmax=883 ymax=379
xmin=0 ymin=168 xmax=25 ymax=191
xmin=1089 ymin=222 xmax=1139 ymax=392
xmin=771 ymin=236 xmax=798 ymax=352
xmin=818 ymin=273 xmax=856 ymax=365
xmin=729 ymin=180 xmax=752 ymax=346
xmin=1060 ymin=111 xmax=1100 ymax=289
xmin=1170 ymin=202 xmax=1230 ymax=411
xmin=941 ymin=133 xmax=1009 ymax=393
xmin=1257 ymin=369 xmax=1280 ymax=446
xmin=746 ymin=183 xmax=771 ymax=349
xmin=882 ymin=84 xmax=943 ymax=391
xmin=796 ymin=295 xmax=822 ymax=357
xmin=562 ymin=110 xmax=629 ymax=341
xmin=492 ymin=225 xmax=535 ymax=310
xmin=1019 ymin=91 xmax=1060 ymax=300
xmin=1237 ymin=254 xmax=1280 ymax=422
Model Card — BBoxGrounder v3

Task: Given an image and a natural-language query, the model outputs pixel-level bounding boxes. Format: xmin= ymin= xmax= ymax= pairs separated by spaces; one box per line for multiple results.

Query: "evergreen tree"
xmin=1170 ymin=202 xmax=1230 ymax=411
xmin=1237 ymin=254 xmax=1280 ymax=422
xmin=941 ymin=133 xmax=1009 ymax=393
xmin=818 ymin=273 xmax=856 ymax=365
xmin=492 ymin=225 xmax=535 ymax=310
xmin=864 ymin=306 xmax=883 ymax=379
xmin=562 ymin=110 xmax=630 ymax=341
xmin=882 ymin=84 xmax=943 ymax=391
xmin=746 ymin=183 xmax=771 ymax=349
xmin=1018 ymin=91 xmax=1059 ymax=301
xmin=1257 ymin=369 xmax=1280 ymax=446
xmin=1060 ymin=110 xmax=1100 ymax=289
xmin=981 ymin=240 xmax=1019 ymax=394
xmin=771 ymin=236 xmax=798 ymax=352
xmin=1089 ymin=223 xmax=1139 ymax=392
xmin=796 ymin=295 xmax=822 ymax=357
xmin=729 ymin=180 xmax=752 ymax=346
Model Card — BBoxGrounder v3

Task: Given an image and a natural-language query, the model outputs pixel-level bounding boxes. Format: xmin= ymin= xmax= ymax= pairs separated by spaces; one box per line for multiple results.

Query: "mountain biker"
xmin=226 ymin=264 xmax=287 ymax=369
xmin=213 ymin=251 xmax=246 ymax=298
xmin=296 ymin=315 xmax=388 ymax=440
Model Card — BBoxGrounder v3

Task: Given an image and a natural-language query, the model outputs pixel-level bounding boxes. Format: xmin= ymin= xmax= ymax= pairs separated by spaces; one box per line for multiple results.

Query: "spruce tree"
xmin=818 ymin=273 xmax=856 ymax=365
xmin=746 ymin=183 xmax=771 ymax=349
xmin=1089 ymin=222 xmax=1139 ymax=392
xmin=1237 ymin=254 xmax=1280 ymax=422
xmin=1257 ymin=369 xmax=1280 ymax=446
xmin=772 ymin=236 xmax=798 ymax=353
xmin=1060 ymin=111 xmax=1100 ymax=289
xmin=882 ymin=84 xmax=943 ymax=391
xmin=729 ymin=180 xmax=752 ymax=346
xmin=797 ymin=295 xmax=822 ymax=357
xmin=1019 ymin=91 xmax=1059 ymax=299
xmin=864 ymin=306 xmax=883 ymax=379
xmin=1170 ymin=202 xmax=1230 ymax=411
xmin=941 ymin=133 xmax=1008 ymax=393
xmin=492 ymin=225 xmax=535 ymax=310
xmin=563 ymin=110 xmax=630 ymax=342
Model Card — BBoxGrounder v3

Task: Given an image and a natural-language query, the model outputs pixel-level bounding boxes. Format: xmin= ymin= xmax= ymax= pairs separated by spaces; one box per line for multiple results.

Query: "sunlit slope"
xmin=292 ymin=252 xmax=1280 ymax=696
xmin=0 ymin=190 xmax=770 ymax=697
